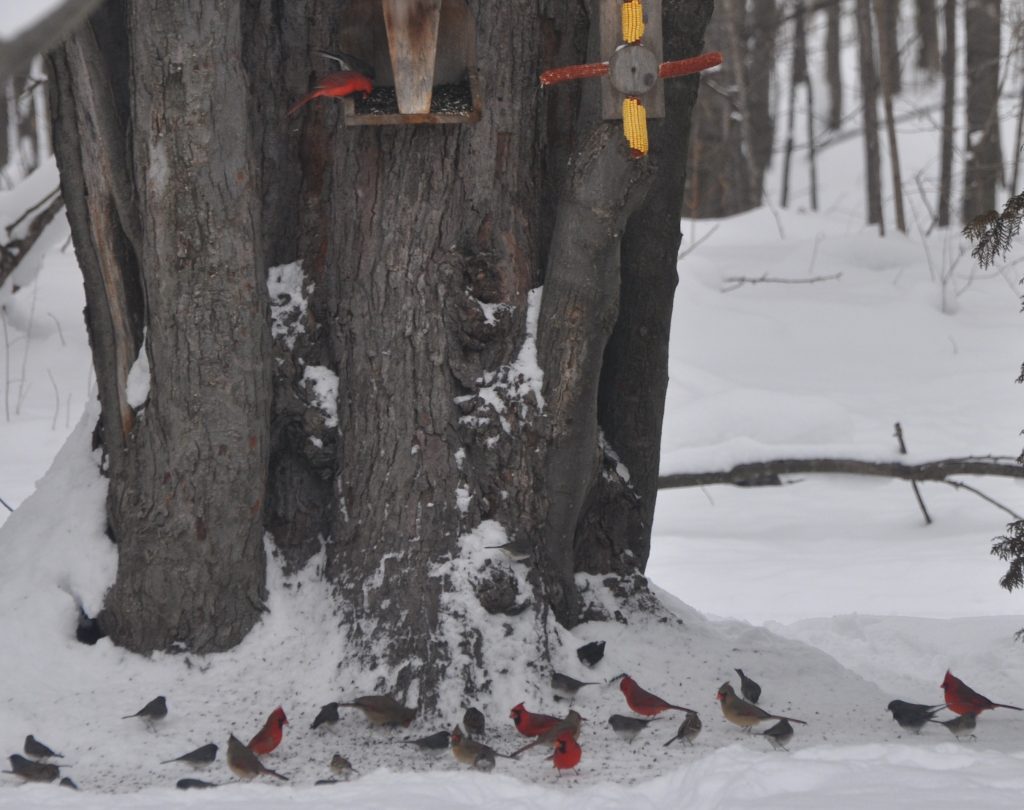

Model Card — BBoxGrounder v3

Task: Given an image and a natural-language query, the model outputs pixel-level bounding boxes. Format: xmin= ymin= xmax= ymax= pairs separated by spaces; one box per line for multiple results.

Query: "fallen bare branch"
xmin=721 ymin=271 xmax=842 ymax=292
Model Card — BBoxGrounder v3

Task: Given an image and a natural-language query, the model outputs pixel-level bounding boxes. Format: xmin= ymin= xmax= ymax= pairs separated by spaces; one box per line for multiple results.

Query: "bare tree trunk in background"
xmin=1011 ymin=13 xmax=1024 ymax=192
xmin=781 ymin=0 xmax=809 ymax=208
xmin=825 ymin=0 xmax=843 ymax=130
xmin=876 ymin=0 xmax=901 ymax=95
xmin=962 ymin=0 xmax=1002 ymax=220
xmin=50 ymin=0 xmax=714 ymax=707
xmin=805 ymin=57 xmax=819 ymax=210
xmin=856 ymin=0 xmax=885 ymax=231
xmin=915 ymin=0 xmax=941 ymax=73
xmin=937 ymin=0 xmax=956 ymax=226
xmin=748 ymin=0 xmax=778 ymax=190
xmin=874 ymin=0 xmax=907 ymax=232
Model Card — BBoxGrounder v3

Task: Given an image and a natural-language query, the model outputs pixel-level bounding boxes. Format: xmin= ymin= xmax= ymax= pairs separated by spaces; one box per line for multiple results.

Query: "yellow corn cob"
xmin=622 ymin=96 xmax=648 ymax=157
xmin=621 ymin=0 xmax=645 ymax=44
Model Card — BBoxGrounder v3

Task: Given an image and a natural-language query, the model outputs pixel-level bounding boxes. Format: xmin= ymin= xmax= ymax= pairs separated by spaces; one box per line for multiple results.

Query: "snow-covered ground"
xmin=2 ymin=25 xmax=1024 ymax=810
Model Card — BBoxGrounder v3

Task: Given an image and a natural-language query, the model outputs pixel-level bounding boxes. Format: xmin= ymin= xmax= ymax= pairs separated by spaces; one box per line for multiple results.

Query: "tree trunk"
xmin=937 ymin=0 xmax=955 ymax=227
xmin=875 ymin=0 xmax=901 ymax=95
xmin=50 ymin=0 xmax=714 ymax=707
xmin=915 ymin=0 xmax=941 ymax=74
xmin=874 ymin=0 xmax=907 ymax=232
xmin=856 ymin=0 xmax=885 ymax=231
xmin=825 ymin=0 xmax=842 ymax=130
xmin=962 ymin=0 xmax=1002 ymax=221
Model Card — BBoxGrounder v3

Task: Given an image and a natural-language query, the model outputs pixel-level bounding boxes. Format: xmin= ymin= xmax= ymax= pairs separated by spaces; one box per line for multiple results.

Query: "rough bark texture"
xmin=962 ymin=0 xmax=1002 ymax=221
xmin=51 ymin=0 xmax=271 ymax=653
xmin=825 ymin=0 xmax=842 ymax=130
xmin=915 ymin=0 xmax=941 ymax=73
xmin=50 ymin=0 xmax=713 ymax=706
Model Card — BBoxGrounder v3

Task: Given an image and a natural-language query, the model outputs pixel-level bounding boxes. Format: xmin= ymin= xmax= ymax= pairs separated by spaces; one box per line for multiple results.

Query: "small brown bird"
xmin=463 ymin=707 xmax=486 ymax=737
xmin=716 ymin=682 xmax=806 ymax=730
xmin=886 ymin=700 xmax=946 ymax=734
xmin=762 ymin=719 xmax=795 ymax=750
xmin=577 ymin=640 xmax=606 ymax=668
xmin=552 ymin=672 xmax=600 ymax=702
xmin=735 ymin=669 xmax=762 ymax=704
xmin=664 ymin=711 xmax=702 ymax=747
xmin=330 ymin=754 xmax=357 ymax=779
xmin=176 ymin=778 xmax=217 ymax=789
xmin=338 ymin=695 xmax=417 ymax=727
xmin=450 ymin=725 xmax=499 ymax=771
xmin=311 ymin=702 xmax=341 ymax=731
xmin=932 ymin=712 xmax=978 ymax=741
xmin=24 ymin=735 xmax=62 ymax=759
xmin=5 ymin=754 xmax=59 ymax=783
xmin=226 ymin=734 xmax=288 ymax=781
xmin=401 ymin=730 xmax=451 ymax=750
xmin=123 ymin=696 xmax=168 ymax=726
xmin=511 ymin=710 xmax=584 ymax=757
xmin=160 ymin=743 xmax=218 ymax=766
xmin=608 ymin=714 xmax=655 ymax=742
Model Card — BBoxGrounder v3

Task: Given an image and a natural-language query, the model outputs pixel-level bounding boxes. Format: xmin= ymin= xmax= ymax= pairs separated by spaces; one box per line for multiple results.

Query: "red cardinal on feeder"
xmin=287 ymin=71 xmax=373 ymax=117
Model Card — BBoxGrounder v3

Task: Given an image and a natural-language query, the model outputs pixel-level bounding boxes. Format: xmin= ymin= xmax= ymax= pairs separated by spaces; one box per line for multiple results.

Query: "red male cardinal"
xmin=509 ymin=703 xmax=561 ymax=737
xmin=248 ymin=707 xmax=288 ymax=755
xmin=287 ymin=72 xmax=373 ymax=117
xmin=614 ymin=674 xmax=695 ymax=716
xmin=550 ymin=731 xmax=581 ymax=774
xmin=941 ymin=671 xmax=1022 ymax=716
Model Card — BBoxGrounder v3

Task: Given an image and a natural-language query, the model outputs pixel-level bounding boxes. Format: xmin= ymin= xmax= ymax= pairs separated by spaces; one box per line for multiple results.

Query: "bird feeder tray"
xmin=338 ymin=0 xmax=480 ymax=126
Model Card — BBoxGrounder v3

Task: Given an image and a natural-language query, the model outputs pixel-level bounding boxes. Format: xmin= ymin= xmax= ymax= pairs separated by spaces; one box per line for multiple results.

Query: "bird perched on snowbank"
xmin=552 ymin=672 xmax=600 ymax=702
xmin=5 ymin=754 xmax=60 ymax=782
xmin=311 ymin=702 xmax=340 ymax=731
xmin=608 ymin=714 xmax=655 ymax=742
xmin=400 ymin=730 xmax=451 ymax=750
xmin=614 ymin=674 xmax=695 ymax=716
xmin=123 ymin=695 xmax=167 ymax=727
xmin=931 ymin=712 xmax=978 ymax=740
xmin=160 ymin=742 xmax=218 ymax=766
xmin=511 ymin=710 xmax=583 ymax=757
xmin=24 ymin=735 xmax=62 ymax=760
xmin=463 ymin=707 xmax=486 ymax=737
xmin=330 ymin=754 xmax=357 ymax=779
xmin=450 ymin=725 xmax=499 ymax=771
xmin=577 ymin=640 xmax=605 ymax=668
xmin=248 ymin=707 xmax=287 ymax=755
xmin=716 ymin=682 xmax=806 ymax=730
xmin=761 ymin=719 xmax=795 ymax=750
xmin=485 ymin=536 xmax=532 ymax=561
xmin=940 ymin=671 xmax=1021 ymax=715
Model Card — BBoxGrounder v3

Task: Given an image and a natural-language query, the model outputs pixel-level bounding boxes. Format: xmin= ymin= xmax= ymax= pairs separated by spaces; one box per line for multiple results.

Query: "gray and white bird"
xmin=5 ymin=754 xmax=60 ymax=783
xmin=761 ymin=719 xmax=795 ymax=751
xmin=735 ymin=669 xmax=762 ymax=704
xmin=160 ymin=743 xmax=218 ymax=766
xmin=400 ymin=730 xmax=451 ymax=751
xmin=123 ymin=695 xmax=168 ymax=728
xmin=552 ymin=671 xmax=601 ymax=702
xmin=24 ymin=735 xmax=62 ymax=760
xmin=663 ymin=711 xmax=702 ymax=747
xmin=311 ymin=702 xmax=341 ymax=731
xmin=608 ymin=714 xmax=655 ymax=742
xmin=577 ymin=640 xmax=606 ymax=668
xmin=931 ymin=712 xmax=978 ymax=741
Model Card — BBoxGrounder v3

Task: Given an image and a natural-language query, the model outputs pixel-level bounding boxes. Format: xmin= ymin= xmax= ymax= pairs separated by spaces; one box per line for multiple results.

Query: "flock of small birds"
xmin=4 ymin=634 xmax=1019 ymax=792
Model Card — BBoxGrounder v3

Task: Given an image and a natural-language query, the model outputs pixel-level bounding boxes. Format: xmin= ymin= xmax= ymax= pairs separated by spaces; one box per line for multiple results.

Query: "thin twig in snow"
xmin=678 ymin=224 xmax=720 ymax=260
xmin=721 ymin=272 xmax=842 ymax=292
xmin=46 ymin=312 xmax=65 ymax=346
xmin=939 ymin=479 xmax=1023 ymax=521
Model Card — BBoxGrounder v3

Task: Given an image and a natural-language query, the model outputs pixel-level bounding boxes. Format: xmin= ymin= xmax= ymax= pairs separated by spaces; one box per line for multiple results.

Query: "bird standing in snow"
xmin=614 ymin=674 xmax=696 ymax=716
xmin=663 ymin=711 xmax=702 ymax=747
xmin=226 ymin=734 xmax=288 ymax=780
xmin=5 ymin=754 xmax=60 ymax=783
xmin=485 ymin=536 xmax=532 ymax=561
xmin=160 ymin=742 xmax=218 ymax=767
xmin=23 ymin=735 xmax=62 ymax=760
xmin=330 ymin=754 xmax=358 ymax=779
xmin=735 ymin=668 xmax=762 ymax=704
xmin=463 ymin=707 xmax=486 ymax=737
xmin=886 ymin=700 xmax=946 ymax=733
xmin=550 ymin=731 xmax=582 ymax=775
xmin=510 ymin=702 xmax=561 ymax=737
xmin=122 ymin=696 xmax=168 ymax=728
xmin=311 ymin=702 xmax=340 ymax=731
xmin=510 ymin=710 xmax=583 ymax=757
xmin=761 ymin=719 xmax=795 ymax=750
xmin=450 ymin=725 xmax=499 ymax=771
xmin=248 ymin=707 xmax=288 ymax=755
xmin=716 ymin=682 xmax=806 ymax=730
xmin=608 ymin=714 xmax=656 ymax=742
xmin=577 ymin=640 xmax=606 ymax=668
xmin=940 ymin=671 xmax=1021 ymax=716
xmin=551 ymin=672 xmax=600 ymax=702
xmin=338 ymin=695 xmax=417 ymax=727
xmin=931 ymin=712 xmax=978 ymax=740
xmin=400 ymin=730 xmax=451 ymax=751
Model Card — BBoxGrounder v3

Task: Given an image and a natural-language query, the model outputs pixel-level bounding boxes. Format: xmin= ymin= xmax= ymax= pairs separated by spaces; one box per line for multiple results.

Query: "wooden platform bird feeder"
xmin=541 ymin=0 xmax=722 ymax=157
xmin=338 ymin=0 xmax=480 ymax=126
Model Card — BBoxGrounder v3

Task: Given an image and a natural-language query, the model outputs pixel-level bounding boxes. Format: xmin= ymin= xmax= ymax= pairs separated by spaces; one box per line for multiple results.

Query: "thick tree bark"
xmin=874 ymin=0 xmax=906 ymax=233
xmin=962 ymin=0 xmax=1002 ymax=221
xmin=50 ymin=0 xmax=713 ymax=707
